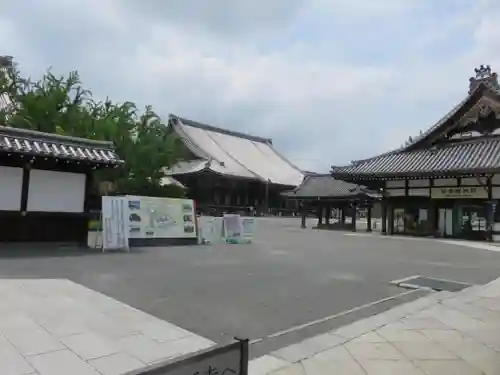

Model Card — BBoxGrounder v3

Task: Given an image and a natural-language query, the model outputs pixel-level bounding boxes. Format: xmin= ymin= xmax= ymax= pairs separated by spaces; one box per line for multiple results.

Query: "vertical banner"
xmin=241 ymin=217 xmax=256 ymax=244
xmin=102 ymin=196 xmax=129 ymax=251
xmin=223 ymin=214 xmax=243 ymax=244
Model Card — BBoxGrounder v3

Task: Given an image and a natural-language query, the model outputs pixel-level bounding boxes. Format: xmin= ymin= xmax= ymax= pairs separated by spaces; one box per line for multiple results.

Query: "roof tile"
xmin=332 ymin=138 xmax=500 ymax=177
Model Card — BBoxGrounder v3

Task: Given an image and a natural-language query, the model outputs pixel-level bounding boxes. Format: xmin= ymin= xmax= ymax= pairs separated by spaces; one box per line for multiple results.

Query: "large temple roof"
xmin=167 ymin=115 xmax=304 ymax=186
xmin=332 ymin=65 xmax=500 ymax=179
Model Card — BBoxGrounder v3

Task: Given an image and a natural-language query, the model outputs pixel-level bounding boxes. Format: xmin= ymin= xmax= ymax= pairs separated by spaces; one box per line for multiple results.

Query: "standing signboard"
xmin=223 ymin=215 xmax=243 ymax=243
xmin=131 ymin=339 xmax=248 ymax=375
xmin=240 ymin=217 xmax=256 ymax=244
xmin=101 ymin=196 xmax=129 ymax=251
xmin=126 ymin=196 xmax=197 ymax=239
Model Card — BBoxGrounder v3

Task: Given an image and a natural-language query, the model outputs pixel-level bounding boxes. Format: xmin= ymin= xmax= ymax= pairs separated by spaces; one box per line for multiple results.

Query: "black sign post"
xmin=128 ymin=338 xmax=249 ymax=375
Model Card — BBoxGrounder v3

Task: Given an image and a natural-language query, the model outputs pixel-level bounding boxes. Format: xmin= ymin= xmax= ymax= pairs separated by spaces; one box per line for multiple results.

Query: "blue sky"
xmin=1 ymin=0 xmax=499 ymax=172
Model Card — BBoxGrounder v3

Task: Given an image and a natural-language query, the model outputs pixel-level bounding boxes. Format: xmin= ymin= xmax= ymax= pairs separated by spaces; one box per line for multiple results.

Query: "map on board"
xmin=127 ymin=196 xmax=196 ymax=239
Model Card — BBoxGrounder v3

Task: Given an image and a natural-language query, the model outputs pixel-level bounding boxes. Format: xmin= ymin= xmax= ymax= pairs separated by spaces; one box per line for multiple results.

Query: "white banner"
xmin=223 ymin=215 xmax=243 ymax=244
xmin=102 ymin=196 xmax=129 ymax=251
xmin=241 ymin=217 xmax=256 ymax=244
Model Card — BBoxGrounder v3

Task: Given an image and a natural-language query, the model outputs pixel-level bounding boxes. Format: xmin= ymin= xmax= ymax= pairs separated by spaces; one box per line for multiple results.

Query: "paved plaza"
xmin=250 ymin=276 xmax=500 ymax=375
xmin=1 ymin=217 xmax=500 ymax=373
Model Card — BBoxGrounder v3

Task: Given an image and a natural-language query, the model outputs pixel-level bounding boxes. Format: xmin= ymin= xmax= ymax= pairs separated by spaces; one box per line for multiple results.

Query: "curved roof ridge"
xmin=169 ymin=114 xmax=272 ymax=144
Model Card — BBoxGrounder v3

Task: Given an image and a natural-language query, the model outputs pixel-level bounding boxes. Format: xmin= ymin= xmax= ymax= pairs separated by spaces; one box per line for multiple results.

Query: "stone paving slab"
xmin=249 ymin=278 xmax=500 ymax=375
xmin=0 ymin=279 xmax=215 ymax=375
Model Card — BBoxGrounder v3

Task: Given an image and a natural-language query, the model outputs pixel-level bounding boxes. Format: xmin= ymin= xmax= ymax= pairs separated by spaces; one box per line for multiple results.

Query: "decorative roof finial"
xmin=469 ymin=65 xmax=499 ymax=94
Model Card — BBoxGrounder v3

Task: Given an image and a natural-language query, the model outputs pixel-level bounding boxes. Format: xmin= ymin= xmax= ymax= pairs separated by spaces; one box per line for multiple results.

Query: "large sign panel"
xmin=431 ymin=186 xmax=488 ymax=199
xmin=126 ymin=196 xmax=196 ymax=239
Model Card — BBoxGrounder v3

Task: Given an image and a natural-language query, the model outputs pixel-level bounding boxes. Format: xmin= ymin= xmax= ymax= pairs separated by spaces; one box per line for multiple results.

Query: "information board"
xmin=127 ymin=196 xmax=196 ymax=239
xmin=131 ymin=339 xmax=248 ymax=375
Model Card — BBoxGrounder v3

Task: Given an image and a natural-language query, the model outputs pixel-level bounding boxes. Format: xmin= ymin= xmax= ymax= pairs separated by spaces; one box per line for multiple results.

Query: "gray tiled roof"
xmin=283 ymin=174 xmax=380 ymax=198
xmin=0 ymin=126 xmax=122 ymax=164
xmin=331 ymin=137 xmax=500 ymax=178
xmin=169 ymin=114 xmax=304 ymax=186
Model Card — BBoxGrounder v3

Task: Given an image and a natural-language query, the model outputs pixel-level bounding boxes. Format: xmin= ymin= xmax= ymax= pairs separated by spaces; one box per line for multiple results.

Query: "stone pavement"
xmin=0 ymin=279 xmax=214 ymax=375
xmin=248 ymin=278 xmax=500 ymax=375
xmin=3 ymin=276 xmax=500 ymax=375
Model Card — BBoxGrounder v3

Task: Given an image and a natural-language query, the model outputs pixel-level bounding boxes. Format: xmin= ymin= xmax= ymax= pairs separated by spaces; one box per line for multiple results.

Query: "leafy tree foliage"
xmin=0 ymin=57 xmax=184 ymax=198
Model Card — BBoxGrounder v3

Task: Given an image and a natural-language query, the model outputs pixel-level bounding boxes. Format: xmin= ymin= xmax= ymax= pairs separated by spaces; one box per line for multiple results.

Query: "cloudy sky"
xmin=1 ymin=0 xmax=500 ymax=172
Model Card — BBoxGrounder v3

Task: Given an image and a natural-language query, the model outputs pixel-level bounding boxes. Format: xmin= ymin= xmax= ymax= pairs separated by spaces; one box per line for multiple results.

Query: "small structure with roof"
xmin=166 ymin=114 xmax=304 ymax=215
xmin=332 ymin=65 xmax=500 ymax=241
xmin=283 ymin=174 xmax=380 ymax=231
xmin=0 ymin=126 xmax=123 ymax=243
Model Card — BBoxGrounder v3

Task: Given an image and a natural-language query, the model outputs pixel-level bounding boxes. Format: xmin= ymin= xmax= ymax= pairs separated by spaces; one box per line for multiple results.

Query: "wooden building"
xmin=166 ymin=115 xmax=304 ymax=215
xmin=331 ymin=65 xmax=500 ymax=241
xmin=283 ymin=174 xmax=380 ymax=231
xmin=0 ymin=126 xmax=122 ymax=243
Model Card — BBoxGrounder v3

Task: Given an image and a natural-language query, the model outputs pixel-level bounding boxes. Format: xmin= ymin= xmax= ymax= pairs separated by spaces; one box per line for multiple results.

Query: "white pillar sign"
xmin=102 ymin=196 xmax=129 ymax=251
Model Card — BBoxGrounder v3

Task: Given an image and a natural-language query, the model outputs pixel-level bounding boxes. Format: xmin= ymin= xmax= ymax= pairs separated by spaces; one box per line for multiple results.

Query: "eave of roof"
xmin=331 ymin=136 xmax=500 ymax=179
xmin=283 ymin=174 xmax=380 ymax=199
xmin=0 ymin=126 xmax=123 ymax=165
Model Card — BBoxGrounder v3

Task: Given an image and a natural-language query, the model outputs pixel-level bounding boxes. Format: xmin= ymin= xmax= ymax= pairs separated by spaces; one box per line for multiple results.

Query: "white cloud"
xmin=1 ymin=0 xmax=500 ymax=172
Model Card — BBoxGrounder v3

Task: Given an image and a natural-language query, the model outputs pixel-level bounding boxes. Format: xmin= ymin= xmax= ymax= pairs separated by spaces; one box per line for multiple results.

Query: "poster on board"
xmin=126 ymin=196 xmax=196 ymax=239
xmin=101 ymin=196 xmax=129 ymax=251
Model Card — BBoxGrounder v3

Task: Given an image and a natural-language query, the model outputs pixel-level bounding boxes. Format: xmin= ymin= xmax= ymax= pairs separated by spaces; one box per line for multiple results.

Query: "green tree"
xmin=0 ymin=56 xmax=185 ymax=198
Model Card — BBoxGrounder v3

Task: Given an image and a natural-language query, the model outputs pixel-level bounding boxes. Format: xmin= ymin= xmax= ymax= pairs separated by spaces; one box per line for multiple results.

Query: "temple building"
xmin=0 ymin=126 xmax=122 ymax=243
xmin=283 ymin=174 xmax=381 ymax=231
xmin=166 ymin=115 xmax=304 ymax=215
xmin=331 ymin=65 xmax=500 ymax=242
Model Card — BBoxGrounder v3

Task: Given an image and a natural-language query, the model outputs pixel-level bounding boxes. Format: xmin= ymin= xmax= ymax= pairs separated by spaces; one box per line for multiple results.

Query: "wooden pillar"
xmin=428 ymin=200 xmax=437 ymax=236
xmin=317 ymin=203 xmax=324 ymax=227
xmin=366 ymin=204 xmax=372 ymax=232
xmin=325 ymin=204 xmax=331 ymax=225
xmin=387 ymin=202 xmax=394 ymax=235
xmin=300 ymin=201 xmax=306 ymax=229
xmin=20 ymin=164 xmax=31 ymax=213
xmin=351 ymin=202 xmax=357 ymax=232
xmin=381 ymin=200 xmax=387 ymax=235
xmin=341 ymin=206 xmax=346 ymax=225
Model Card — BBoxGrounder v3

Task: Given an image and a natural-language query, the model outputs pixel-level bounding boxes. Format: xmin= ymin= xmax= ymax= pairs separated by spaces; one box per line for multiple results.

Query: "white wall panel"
xmin=385 ymin=189 xmax=405 ymax=196
xmin=433 ymin=178 xmax=458 ymax=186
xmin=408 ymin=188 xmax=429 ymax=197
xmin=28 ymin=169 xmax=86 ymax=213
xmin=0 ymin=166 xmax=23 ymax=210
xmin=461 ymin=177 xmax=486 ymax=186
xmin=408 ymin=179 xmax=429 ymax=187
xmin=386 ymin=180 xmax=405 ymax=188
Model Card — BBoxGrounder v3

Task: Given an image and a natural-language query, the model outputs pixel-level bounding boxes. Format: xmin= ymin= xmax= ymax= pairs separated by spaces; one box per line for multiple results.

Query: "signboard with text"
xmin=131 ymin=340 xmax=248 ymax=375
xmin=126 ymin=196 xmax=196 ymax=239
xmin=102 ymin=196 xmax=129 ymax=251
xmin=431 ymin=186 xmax=488 ymax=199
